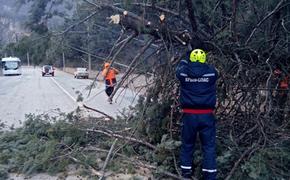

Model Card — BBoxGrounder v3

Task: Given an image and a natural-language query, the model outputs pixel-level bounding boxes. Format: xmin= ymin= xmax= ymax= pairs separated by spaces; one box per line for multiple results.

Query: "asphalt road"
xmin=0 ymin=67 xmax=136 ymax=128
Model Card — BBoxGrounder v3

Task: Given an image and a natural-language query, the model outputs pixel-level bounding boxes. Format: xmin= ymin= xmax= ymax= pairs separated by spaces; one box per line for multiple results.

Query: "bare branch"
xmin=83 ymin=104 xmax=115 ymax=120
xmin=109 ymin=38 xmax=154 ymax=101
xmin=85 ymin=146 xmax=183 ymax=179
xmin=84 ymin=128 xmax=157 ymax=150
xmin=58 ymin=11 xmax=99 ymax=35
xmin=84 ymin=0 xmax=192 ymax=45
xmin=230 ymin=0 xmax=239 ymax=41
xmin=245 ymin=0 xmax=286 ymax=45
xmin=225 ymin=146 xmax=256 ymax=180
xmin=185 ymin=0 xmax=198 ymax=32
xmin=113 ymin=2 xmax=189 ymax=24
xmin=99 ymin=139 xmax=118 ymax=180
xmin=69 ymin=156 xmax=103 ymax=177
xmin=64 ymin=44 xmax=129 ymax=68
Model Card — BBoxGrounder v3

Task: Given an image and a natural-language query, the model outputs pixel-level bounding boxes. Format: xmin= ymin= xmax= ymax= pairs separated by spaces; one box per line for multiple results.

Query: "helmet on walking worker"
xmin=190 ymin=49 xmax=206 ymax=63
xmin=104 ymin=62 xmax=110 ymax=68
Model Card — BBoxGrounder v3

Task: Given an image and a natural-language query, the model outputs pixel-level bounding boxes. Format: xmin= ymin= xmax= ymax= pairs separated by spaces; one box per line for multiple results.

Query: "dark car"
xmin=42 ymin=65 xmax=54 ymax=76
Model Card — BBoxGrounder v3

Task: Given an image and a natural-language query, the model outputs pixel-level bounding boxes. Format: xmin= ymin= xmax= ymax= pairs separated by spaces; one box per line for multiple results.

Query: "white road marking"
xmin=50 ymin=77 xmax=83 ymax=107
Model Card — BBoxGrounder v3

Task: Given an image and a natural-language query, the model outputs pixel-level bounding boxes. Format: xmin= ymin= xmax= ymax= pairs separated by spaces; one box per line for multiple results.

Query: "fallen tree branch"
xmin=83 ymin=103 xmax=115 ymax=120
xmin=84 ymin=0 xmax=192 ymax=45
xmin=109 ymin=38 xmax=154 ymax=101
xmin=113 ymin=2 xmax=180 ymax=16
xmin=237 ymin=124 xmax=258 ymax=142
xmin=87 ymin=32 xmax=135 ymax=98
xmin=106 ymin=30 xmax=125 ymax=59
xmin=103 ymin=32 xmax=137 ymax=80
xmin=245 ymin=0 xmax=286 ymax=45
xmin=113 ymin=2 xmax=189 ymax=24
xmin=233 ymin=53 xmax=243 ymax=78
xmin=83 ymin=0 xmax=144 ymax=21
xmin=85 ymin=146 xmax=184 ymax=179
xmin=225 ymin=146 xmax=255 ymax=180
xmin=84 ymin=128 xmax=157 ymax=150
xmin=65 ymin=44 xmax=129 ymax=68
xmin=185 ymin=0 xmax=198 ymax=32
xmin=58 ymin=10 xmax=99 ymax=35
xmin=230 ymin=0 xmax=239 ymax=41
xmin=69 ymin=156 xmax=103 ymax=177
xmin=99 ymin=138 xmax=118 ymax=180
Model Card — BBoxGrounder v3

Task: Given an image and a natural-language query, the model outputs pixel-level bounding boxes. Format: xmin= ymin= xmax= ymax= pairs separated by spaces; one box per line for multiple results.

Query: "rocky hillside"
xmin=0 ymin=0 xmax=73 ymax=45
xmin=0 ymin=0 xmax=30 ymax=44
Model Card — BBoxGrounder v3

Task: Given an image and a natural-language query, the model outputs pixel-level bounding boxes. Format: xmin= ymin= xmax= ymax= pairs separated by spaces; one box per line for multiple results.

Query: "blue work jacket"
xmin=176 ymin=59 xmax=218 ymax=109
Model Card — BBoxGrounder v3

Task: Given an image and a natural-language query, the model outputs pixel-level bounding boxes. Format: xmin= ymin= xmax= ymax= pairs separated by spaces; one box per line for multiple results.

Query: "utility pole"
xmin=62 ymin=51 xmax=66 ymax=71
xmin=27 ymin=52 xmax=30 ymax=66
xmin=88 ymin=54 xmax=91 ymax=77
xmin=61 ymin=41 xmax=66 ymax=71
xmin=87 ymin=23 xmax=92 ymax=78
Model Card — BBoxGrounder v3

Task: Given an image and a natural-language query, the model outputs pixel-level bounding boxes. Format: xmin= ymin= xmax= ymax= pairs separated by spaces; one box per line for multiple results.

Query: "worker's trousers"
xmin=105 ymin=78 xmax=117 ymax=97
xmin=105 ymin=86 xmax=114 ymax=97
xmin=180 ymin=113 xmax=217 ymax=180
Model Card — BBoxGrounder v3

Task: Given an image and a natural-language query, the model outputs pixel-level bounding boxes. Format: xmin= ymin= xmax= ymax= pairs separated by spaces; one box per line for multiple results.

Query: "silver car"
xmin=74 ymin=68 xmax=89 ymax=79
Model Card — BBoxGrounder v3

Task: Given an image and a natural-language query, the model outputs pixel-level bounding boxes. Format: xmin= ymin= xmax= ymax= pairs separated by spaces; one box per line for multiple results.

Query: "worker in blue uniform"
xmin=176 ymin=49 xmax=218 ymax=180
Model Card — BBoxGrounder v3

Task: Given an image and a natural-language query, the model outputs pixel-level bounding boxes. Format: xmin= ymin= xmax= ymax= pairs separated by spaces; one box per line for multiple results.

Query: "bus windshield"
xmin=3 ymin=61 xmax=20 ymax=70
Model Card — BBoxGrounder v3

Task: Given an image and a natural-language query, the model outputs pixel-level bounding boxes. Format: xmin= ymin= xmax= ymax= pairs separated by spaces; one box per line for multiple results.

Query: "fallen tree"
xmin=80 ymin=0 xmax=290 ymax=179
xmin=1 ymin=0 xmax=290 ymax=179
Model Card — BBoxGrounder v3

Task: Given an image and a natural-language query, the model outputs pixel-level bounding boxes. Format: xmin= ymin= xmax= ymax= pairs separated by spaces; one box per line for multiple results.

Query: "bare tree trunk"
xmin=185 ymin=0 xmax=198 ymax=33
xmin=231 ymin=0 xmax=239 ymax=41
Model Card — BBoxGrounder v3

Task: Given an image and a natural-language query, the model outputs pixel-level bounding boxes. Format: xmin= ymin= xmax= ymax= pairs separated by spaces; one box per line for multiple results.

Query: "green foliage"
xmin=154 ymin=134 xmax=181 ymax=167
xmin=0 ymin=0 xmax=71 ymax=65
xmin=0 ymin=166 xmax=8 ymax=180
xmin=157 ymin=134 xmax=181 ymax=151
xmin=1 ymin=0 xmax=290 ymax=179
xmin=241 ymin=146 xmax=290 ymax=180
xmin=2 ymin=43 xmax=17 ymax=57
xmin=26 ymin=0 xmax=49 ymax=34
xmin=19 ymin=0 xmax=67 ymax=34
xmin=0 ymin=112 xmax=155 ymax=178
xmin=0 ymin=114 xmax=89 ymax=175
xmin=2 ymin=33 xmax=51 ymax=65
xmin=133 ymin=92 xmax=174 ymax=144
xmin=123 ymin=0 xmax=133 ymax=9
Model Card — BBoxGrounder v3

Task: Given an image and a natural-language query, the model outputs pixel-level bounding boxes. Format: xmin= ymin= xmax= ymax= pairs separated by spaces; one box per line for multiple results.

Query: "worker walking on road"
xmin=101 ymin=62 xmax=119 ymax=104
xmin=176 ymin=49 xmax=218 ymax=180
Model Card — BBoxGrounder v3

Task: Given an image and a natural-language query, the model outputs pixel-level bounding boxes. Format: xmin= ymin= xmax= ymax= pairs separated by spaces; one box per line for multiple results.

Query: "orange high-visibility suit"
xmin=101 ymin=63 xmax=119 ymax=97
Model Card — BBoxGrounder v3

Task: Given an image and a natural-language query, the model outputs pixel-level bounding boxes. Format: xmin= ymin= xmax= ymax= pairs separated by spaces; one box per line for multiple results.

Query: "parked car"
xmin=42 ymin=65 xmax=54 ymax=76
xmin=74 ymin=68 xmax=89 ymax=79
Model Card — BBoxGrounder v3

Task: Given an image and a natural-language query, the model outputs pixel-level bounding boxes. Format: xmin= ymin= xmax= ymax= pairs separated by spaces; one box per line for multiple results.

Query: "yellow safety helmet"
xmin=190 ymin=49 xmax=206 ymax=63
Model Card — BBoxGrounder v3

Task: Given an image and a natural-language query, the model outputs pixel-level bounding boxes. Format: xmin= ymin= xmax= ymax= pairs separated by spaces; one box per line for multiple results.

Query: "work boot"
xmin=181 ymin=169 xmax=192 ymax=179
xmin=203 ymin=171 xmax=216 ymax=180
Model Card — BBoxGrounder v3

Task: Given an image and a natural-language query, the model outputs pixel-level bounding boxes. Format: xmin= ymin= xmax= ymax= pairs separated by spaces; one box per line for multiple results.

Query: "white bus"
xmin=1 ymin=57 xmax=22 ymax=76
